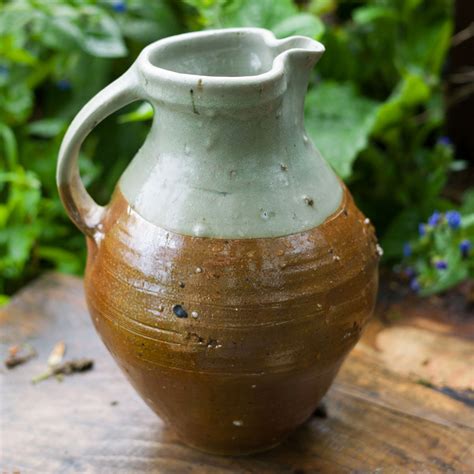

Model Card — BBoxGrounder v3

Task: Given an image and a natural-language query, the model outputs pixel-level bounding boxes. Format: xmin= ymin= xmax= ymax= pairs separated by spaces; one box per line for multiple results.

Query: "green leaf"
xmin=199 ymin=0 xmax=324 ymax=38
xmin=220 ymin=0 xmax=296 ymax=29
xmin=117 ymin=1 xmax=182 ymax=43
xmin=304 ymin=82 xmax=380 ymax=178
xmin=37 ymin=246 xmax=83 ymax=274
xmin=6 ymin=226 xmax=38 ymax=265
xmin=372 ymin=73 xmax=430 ymax=134
xmin=0 ymin=294 xmax=10 ymax=307
xmin=0 ymin=123 xmax=18 ymax=169
xmin=419 ymin=243 xmax=468 ymax=296
xmin=353 ymin=5 xmax=398 ymax=24
xmin=0 ymin=35 xmax=38 ymax=65
xmin=118 ymin=102 xmax=154 ymax=123
xmin=0 ymin=82 xmax=34 ymax=125
xmin=35 ymin=15 xmax=84 ymax=52
xmin=460 ymin=189 xmax=474 ymax=214
xmin=399 ymin=19 xmax=452 ymax=76
xmin=461 ymin=213 xmax=474 ymax=230
xmin=308 ymin=0 xmax=337 ymax=16
xmin=26 ymin=118 xmax=67 ymax=138
xmin=0 ymin=7 xmax=39 ymax=35
xmin=272 ymin=13 xmax=324 ymax=39
xmin=78 ymin=14 xmax=127 ymax=58
xmin=381 ymin=209 xmax=421 ymax=260
xmin=0 ymin=223 xmax=41 ymax=278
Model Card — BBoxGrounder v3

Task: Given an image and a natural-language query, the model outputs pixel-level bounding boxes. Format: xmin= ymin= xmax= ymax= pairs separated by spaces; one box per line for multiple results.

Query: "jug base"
xmin=181 ymin=437 xmax=287 ymax=457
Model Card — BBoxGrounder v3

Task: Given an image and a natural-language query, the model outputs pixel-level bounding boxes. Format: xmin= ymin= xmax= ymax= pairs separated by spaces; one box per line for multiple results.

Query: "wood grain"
xmin=1 ymin=273 xmax=473 ymax=473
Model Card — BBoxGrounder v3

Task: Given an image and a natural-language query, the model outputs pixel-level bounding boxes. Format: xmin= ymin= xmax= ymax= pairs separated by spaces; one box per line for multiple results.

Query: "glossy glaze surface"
xmin=84 ymin=187 xmax=379 ymax=455
xmin=57 ymin=28 xmax=379 ymax=456
xmin=118 ymin=28 xmax=342 ymax=238
xmin=57 ymin=28 xmax=343 ymax=240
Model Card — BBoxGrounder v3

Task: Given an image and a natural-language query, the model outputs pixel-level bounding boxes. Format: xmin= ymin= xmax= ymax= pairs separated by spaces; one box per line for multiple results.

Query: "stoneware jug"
xmin=57 ymin=28 xmax=379 ymax=455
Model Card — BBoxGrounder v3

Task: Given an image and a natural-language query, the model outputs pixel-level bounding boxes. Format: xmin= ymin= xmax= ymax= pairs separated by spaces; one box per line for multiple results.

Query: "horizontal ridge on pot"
xmin=84 ymin=186 xmax=379 ymax=454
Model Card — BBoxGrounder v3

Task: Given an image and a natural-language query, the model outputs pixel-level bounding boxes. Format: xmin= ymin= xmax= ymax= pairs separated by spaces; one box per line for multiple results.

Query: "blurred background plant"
xmin=0 ymin=0 xmax=472 ymax=304
xmin=400 ymin=192 xmax=473 ymax=295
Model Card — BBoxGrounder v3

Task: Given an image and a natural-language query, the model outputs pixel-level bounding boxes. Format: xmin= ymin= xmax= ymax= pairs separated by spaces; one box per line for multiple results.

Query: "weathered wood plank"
xmin=337 ymin=349 xmax=474 ymax=430
xmin=1 ymin=273 xmax=473 ymax=473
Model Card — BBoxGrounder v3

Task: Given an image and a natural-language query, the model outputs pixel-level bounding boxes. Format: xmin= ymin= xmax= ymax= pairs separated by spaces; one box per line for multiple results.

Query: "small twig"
xmin=32 ymin=358 xmax=94 ymax=384
xmin=446 ymin=82 xmax=474 ymax=108
xmin=48 ymin=341 xmax=66 ymax=367
xmin=451 ymin=22 xmax=474 ymax=47
xmin=448 ymin=68 xmax=474 ymax=85
xmin=4 ymin=344 xmax=36 ymax=369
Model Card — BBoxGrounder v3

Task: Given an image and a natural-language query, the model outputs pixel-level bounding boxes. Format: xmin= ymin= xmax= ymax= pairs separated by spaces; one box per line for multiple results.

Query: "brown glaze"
xmin=84 ymin=186 xmax=379 ymax=455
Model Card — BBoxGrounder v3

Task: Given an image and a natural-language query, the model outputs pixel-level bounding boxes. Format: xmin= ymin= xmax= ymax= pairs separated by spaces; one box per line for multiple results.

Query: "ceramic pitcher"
xmin=57 ymin=28 xmax=379 ymax=455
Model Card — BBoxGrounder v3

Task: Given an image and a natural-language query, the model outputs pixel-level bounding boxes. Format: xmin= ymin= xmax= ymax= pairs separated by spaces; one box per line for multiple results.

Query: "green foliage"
xmin=401 ymin=201 xmax=474 ymax=295
xmin=0 ymin=0 xmax=182 ymax=297
xmin=305 ymin=82 xmax=379 ymax=179
xmin=0 ymin=0 xmax=466 ymax=300
xmin=182 ymin=0 xmax=324 ymax=38
xmin=315 ymin=0 xmax=457 ymax=261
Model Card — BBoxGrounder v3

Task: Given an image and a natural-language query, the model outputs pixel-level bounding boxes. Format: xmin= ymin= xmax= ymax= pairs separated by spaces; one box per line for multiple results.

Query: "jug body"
xmin=57 ymin=28 xmax=379 ymax=455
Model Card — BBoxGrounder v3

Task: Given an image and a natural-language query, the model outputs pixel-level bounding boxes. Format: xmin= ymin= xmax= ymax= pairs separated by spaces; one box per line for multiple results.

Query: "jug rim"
xmin=138 ymin=28 xmax=324 ymax=85
xmin=133 ymin=28 xmax=324 ymax=109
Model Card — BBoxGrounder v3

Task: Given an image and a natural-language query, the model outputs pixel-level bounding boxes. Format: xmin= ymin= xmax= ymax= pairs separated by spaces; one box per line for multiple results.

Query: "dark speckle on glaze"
xmin=172 ymin=304 xmax=188 ymax=318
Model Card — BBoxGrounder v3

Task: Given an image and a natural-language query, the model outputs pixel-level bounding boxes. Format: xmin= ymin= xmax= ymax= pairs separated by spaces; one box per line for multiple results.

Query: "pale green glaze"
xmin=57 ymin=28 xmax=342 ymax=239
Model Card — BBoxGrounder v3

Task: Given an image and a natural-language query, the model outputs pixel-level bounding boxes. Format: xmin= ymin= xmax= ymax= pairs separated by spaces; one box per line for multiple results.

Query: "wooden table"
xmin=1 ymin=273 xmax=473 ymax=473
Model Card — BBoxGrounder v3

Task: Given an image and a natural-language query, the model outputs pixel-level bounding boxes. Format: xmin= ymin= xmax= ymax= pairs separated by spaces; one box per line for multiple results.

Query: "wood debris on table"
xmin=32 ymin=357 xmax=94 ymax=384
xmin=4 ymin=343 xmax=36 ymax=369
xmin=31 ymin=340 xmax=94 ymax=384
xmin=47 ymin=340 xmax=66 ymax=367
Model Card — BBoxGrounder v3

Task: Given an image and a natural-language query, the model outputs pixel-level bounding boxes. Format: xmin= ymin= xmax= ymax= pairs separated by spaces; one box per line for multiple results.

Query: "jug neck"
xmin=135 ymin=27 xmax=325 ymax=164
xmin=118 ymin=29 xmax=343 ymax=239
xmin=149 ymin=90 xmax=299 ymax=168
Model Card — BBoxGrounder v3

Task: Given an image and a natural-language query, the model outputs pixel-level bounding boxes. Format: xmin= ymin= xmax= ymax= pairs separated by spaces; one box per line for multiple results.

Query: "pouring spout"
xmin=275 ymin=36 xmax=325 ymax=69
xmin=273 ymin=36 xmax=325 ymax=120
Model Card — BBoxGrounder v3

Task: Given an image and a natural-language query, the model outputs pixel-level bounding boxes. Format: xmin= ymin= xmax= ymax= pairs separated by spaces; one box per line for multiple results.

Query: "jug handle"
xmin=56 ymin=67 xmax=143 ymax=239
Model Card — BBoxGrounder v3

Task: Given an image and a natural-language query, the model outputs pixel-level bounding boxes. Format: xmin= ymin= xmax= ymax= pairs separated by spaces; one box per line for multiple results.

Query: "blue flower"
xmin=403 ymin=242 xmax=412 ymax=257
xmin=405 ymin=266 xmax=416 ymax=278
xmin=427 ymin=210 xmax=441 ymax=227
xmin=112 ymin=1 xmax=126 ymax=13
xmin=418 ymin=223 xmax=426 ymax=236
xmin=460 ymin=239 xmax=471 ymax=258
xmin=434 ymin=260 xmax=448 ymax=270
xmin=437 ymin=136 xmax=452 ymax=147
xmin=57 ymin=79 xmax=71 ymax=91
xmin=445 ymin=210 xmax=461 ymax=230
xmin=410 ymin=278 xmax=420 ymax=292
